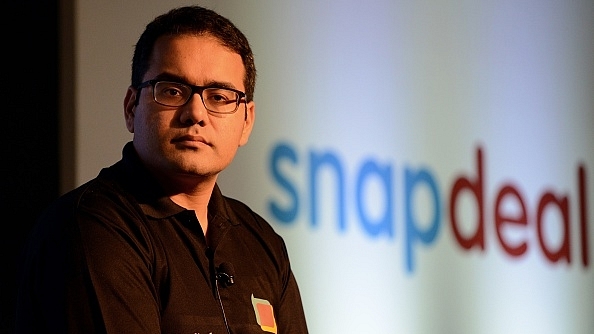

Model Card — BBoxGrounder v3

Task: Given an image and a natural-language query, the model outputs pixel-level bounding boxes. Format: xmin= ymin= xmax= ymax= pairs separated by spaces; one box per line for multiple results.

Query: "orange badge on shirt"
xmin=251 ymin=294 xmax=277 ymax=333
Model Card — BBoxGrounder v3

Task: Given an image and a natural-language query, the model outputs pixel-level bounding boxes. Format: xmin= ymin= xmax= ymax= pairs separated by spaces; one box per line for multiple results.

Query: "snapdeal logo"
xmin=267 ymin=142 xmax=590 ymax=273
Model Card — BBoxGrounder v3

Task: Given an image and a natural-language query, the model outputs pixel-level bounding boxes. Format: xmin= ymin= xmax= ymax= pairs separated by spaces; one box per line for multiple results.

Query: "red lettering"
xmin=494 ymin=185 xmax=528 ymax=257
xmin=579 ymin=164 xmax=589 ymax=266
xmin=537 ymin=192 xmax=570 ymax=263
xmin=445 ymin=146 xmax=589 ymax=269
xmin=450 ymin=147 xmax=485 ymax=250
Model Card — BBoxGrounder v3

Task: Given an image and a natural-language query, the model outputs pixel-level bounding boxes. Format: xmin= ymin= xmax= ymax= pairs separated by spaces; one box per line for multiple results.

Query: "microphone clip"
xmin=216 ymin=263 xmax=235 ymax=287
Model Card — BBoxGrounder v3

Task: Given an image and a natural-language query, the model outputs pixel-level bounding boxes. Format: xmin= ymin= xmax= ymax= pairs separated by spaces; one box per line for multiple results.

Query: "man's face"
xmin=124 ymin=34 xmax=255 ymax=182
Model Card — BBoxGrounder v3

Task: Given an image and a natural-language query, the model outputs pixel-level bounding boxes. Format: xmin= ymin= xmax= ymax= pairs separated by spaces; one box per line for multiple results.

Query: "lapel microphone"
xmin=216 ymin=262 xmax=235 ymax=287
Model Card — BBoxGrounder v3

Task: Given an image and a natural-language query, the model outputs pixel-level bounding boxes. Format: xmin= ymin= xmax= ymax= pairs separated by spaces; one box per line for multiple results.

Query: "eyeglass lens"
xmin=154 ymin=81 xmax=240 ymax=113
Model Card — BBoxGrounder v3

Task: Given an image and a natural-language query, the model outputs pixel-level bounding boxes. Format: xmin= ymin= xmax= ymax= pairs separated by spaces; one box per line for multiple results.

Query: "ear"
xmin=123 ymin=86 xmax=137 ymax=133
xmin=238 ymin=100 xmax=255 ymax=147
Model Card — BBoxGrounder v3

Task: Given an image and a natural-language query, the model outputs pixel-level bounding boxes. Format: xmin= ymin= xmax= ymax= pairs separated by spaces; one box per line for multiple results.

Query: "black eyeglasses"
xmin=136 ymin=79 xmax=246 ymax=114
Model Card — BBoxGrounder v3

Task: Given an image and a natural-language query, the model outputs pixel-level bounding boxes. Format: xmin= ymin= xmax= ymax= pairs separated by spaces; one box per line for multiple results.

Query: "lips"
xmin=171 ymin=134 xmax=211 ymax=147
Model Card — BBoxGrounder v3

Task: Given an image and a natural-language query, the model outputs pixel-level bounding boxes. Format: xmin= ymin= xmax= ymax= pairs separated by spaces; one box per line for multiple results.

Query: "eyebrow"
xmin=152 ymin=73 xmax=240 ymax=91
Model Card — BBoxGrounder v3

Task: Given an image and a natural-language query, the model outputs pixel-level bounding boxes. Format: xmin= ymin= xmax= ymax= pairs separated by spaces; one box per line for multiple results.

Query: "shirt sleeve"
xmin=278 ymin=241 xmax=308 ymax=334
xmin=73 ymin=197 xmax=162 ymax=333
xmin=277 ymin=267 xmax=309 ymax=334
xmin=16 ymin=186 xmax=163 ymax=333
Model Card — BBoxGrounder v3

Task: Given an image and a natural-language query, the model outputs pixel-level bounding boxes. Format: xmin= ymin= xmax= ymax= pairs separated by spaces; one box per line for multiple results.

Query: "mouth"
xmin=171 ymin=134 xmax=211 ymax=148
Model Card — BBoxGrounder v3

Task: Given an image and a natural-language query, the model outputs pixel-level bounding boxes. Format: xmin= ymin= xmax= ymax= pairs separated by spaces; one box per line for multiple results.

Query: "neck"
xmin=158 ymin=173 xmax=218 ymax=235
xmin=170 ymin=190 xmax=212 ymax=234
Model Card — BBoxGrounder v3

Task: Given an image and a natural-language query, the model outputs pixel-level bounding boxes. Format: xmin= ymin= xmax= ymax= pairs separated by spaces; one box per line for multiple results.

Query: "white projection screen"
xmin=72 ymin=1 xmax=594 ymax=333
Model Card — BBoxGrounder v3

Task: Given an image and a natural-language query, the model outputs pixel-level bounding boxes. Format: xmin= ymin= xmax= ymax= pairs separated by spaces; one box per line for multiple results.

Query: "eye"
xmin=154 ymin=81 xmax=190 ymax=104
xmin=204 ymin=88 xmax=236 ymax=105
xmin=159 ymin=85 xmax=184 ymax=97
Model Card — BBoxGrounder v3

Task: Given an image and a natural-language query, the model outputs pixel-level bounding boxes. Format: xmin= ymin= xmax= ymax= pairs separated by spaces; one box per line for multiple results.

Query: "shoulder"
xmin=223 ymin=196 xmax=273 ymax=231
xmin=222 ymin=195 xmax=288 ymax=249
xmin=32 ymin=166 xmax=145 ymax=245
xmin=43 ymin=171 xmax=133 ymax=220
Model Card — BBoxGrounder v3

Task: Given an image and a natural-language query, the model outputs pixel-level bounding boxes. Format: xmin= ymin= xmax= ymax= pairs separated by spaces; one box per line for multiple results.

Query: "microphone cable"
xmin=214 ymin=262 xmax=235 ymax=334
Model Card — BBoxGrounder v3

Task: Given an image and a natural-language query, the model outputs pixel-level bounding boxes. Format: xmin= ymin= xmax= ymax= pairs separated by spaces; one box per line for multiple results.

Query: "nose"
xmin=179 ymin=93 xmax=208 ymax=126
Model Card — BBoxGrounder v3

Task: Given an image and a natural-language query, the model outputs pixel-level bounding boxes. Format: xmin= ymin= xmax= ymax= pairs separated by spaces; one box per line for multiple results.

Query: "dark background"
xmin=2 ymin=1 xmax=60 ymax=332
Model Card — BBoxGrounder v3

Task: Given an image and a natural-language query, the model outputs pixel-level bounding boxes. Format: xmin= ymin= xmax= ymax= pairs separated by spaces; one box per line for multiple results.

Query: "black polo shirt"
xmin=16 ymin=142 xmax=308 ymax=333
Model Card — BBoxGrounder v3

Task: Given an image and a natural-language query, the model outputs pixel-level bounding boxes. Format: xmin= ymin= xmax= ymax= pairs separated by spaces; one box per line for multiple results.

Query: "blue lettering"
xmin=404 ymin=167 xmax=442 ymax=273
xmin=309 ymin=150 xmax=346 ymax=230
xmin=268 ymin=143 xmax=299 ymax=224
xmin=356 ymin=160 xmax=394 ymax=238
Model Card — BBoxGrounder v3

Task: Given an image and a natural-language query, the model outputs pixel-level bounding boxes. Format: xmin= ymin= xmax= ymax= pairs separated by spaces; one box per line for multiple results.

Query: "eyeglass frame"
xmin=134 ymin=79 xmax=247 ymax=114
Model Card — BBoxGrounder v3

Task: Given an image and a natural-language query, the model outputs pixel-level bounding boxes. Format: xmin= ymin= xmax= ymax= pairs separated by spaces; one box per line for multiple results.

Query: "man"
xmin=16 ymin=5 xmax=308 ymax=333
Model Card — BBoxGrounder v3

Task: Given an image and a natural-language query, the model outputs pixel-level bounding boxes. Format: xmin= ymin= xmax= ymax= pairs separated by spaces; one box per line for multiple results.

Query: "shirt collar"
xmin=106 ymin=142 xmax=235 ymax=225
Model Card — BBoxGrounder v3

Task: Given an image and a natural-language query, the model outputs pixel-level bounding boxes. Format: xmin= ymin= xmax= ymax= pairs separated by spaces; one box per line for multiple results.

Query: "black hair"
xmin=131 ymin=6 xmax=256 ymax=101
